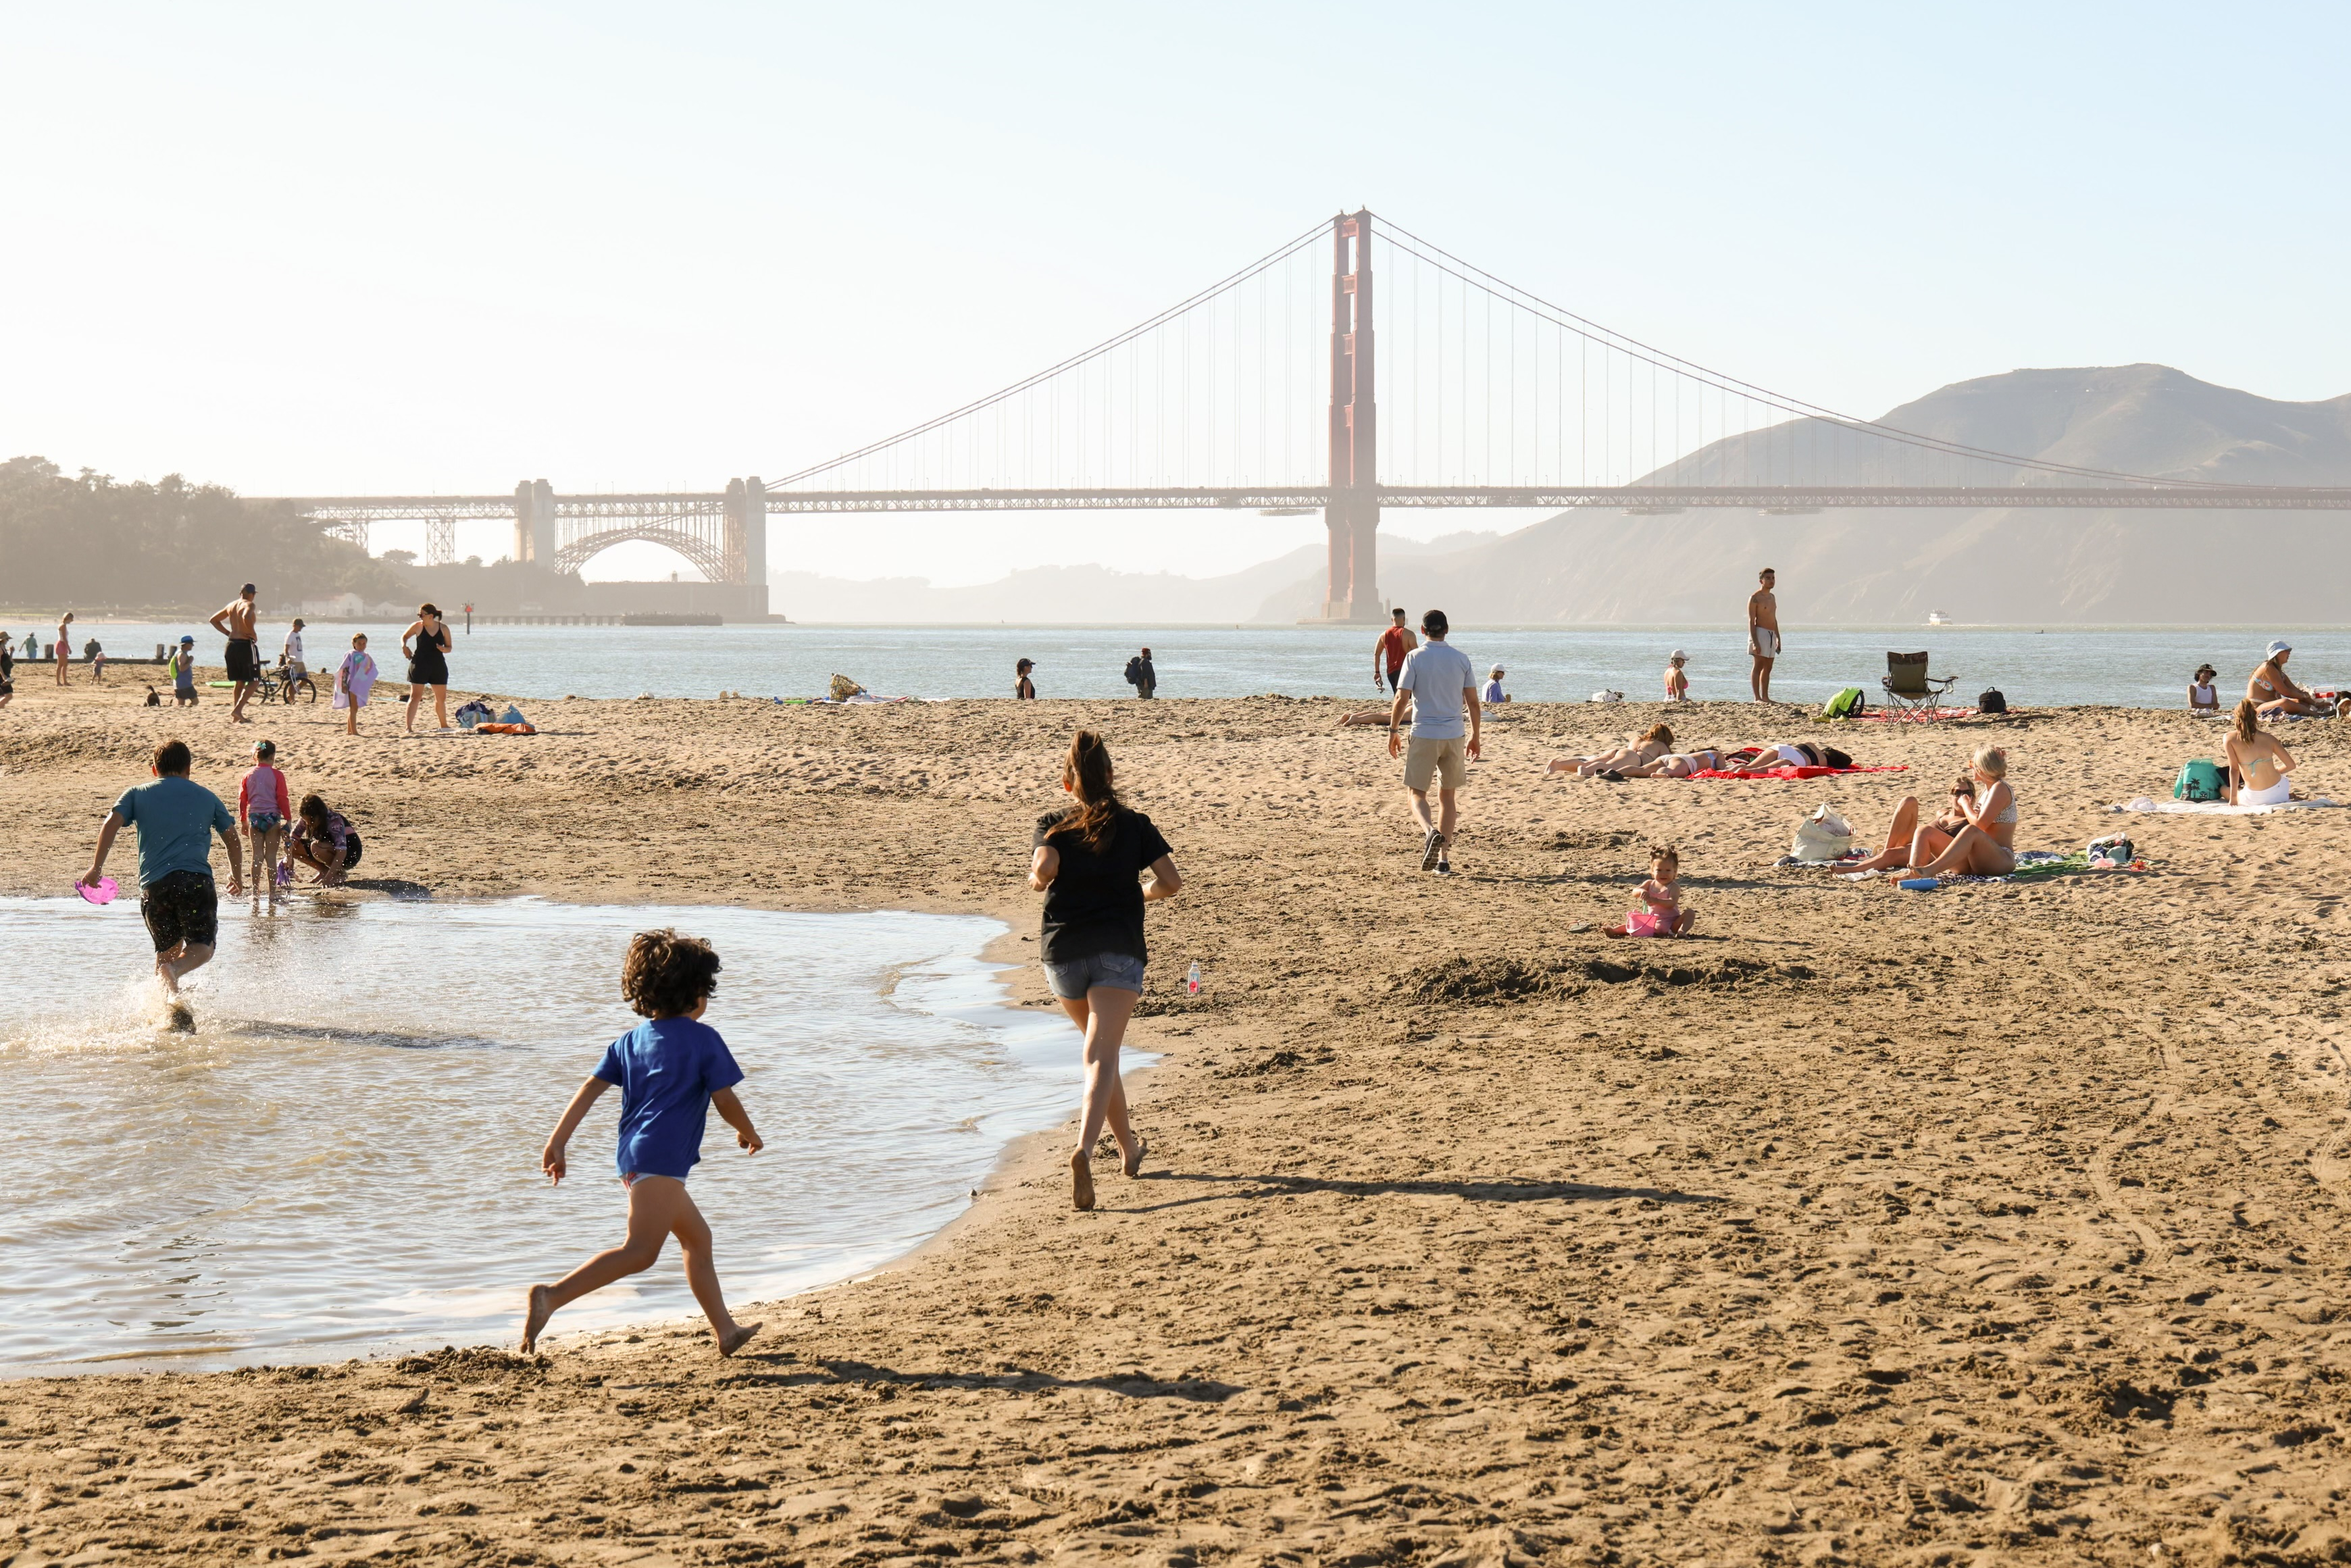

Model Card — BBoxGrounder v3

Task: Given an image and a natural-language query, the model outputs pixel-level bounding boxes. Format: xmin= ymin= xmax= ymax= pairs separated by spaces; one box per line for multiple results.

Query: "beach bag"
xmin=1590 ymin=689 xmax=1625 ymax=704
xmin=1978 ymin=688 xmax=2008 ymax=715
xmin=1820 ymin=686 xmax=1865 ymax=720
xmin=2173 ymin=758 xmax=2226 ymax=803
xmin=828 ymin=674 xmax=865 ymax=702
xmin=1790 ymin=805 xmax=1854 ymax=863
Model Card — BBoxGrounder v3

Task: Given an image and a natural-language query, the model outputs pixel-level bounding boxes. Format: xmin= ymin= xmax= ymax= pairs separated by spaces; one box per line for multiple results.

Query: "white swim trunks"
xmin=1752 ymin=628 xmax=1781 ymax=659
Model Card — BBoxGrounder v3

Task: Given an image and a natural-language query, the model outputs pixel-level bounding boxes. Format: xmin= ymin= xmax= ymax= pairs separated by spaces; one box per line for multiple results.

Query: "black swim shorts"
xmin=140 ymin=869 xmax=219 ymax=954
xmin=224 ymin=638 xmax=259 ymax=682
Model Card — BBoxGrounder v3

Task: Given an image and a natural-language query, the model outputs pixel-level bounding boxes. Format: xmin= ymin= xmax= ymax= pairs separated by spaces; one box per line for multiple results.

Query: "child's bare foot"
xmin=520 ymin=1284 xmax=553 ymax=1352
xmin=717 ymin=1322 xmax=761 ymax=1358
xmin=1121 ymin=1138 xmax=1148 ymax=1179
xmin=1070 ymin=1150 xmax=1095 ymax=1211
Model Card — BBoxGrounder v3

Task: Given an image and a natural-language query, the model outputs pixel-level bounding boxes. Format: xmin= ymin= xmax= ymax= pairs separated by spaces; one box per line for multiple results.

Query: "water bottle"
xmin=1186 ymin=961 xmax=1202 ymax=995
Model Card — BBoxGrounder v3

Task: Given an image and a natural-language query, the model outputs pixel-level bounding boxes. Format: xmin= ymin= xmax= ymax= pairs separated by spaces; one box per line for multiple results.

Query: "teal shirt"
xmin=113 ymin=776 xmax=234 ymax=886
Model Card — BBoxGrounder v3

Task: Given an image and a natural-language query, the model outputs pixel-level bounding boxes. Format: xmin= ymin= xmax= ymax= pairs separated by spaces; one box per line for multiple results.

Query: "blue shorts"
xmin=1043 ymin=951 xmax=1146 ymax=999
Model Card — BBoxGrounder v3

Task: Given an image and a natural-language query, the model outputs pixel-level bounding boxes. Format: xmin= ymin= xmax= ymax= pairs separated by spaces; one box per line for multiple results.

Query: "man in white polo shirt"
xmin=1387 ymin=608 xmax=1481 ymax=875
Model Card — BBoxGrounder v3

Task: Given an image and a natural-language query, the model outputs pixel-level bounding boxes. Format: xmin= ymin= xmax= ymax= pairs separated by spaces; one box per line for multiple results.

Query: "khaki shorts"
xmin=1403 ymin=735 xmax=1468 ymax=792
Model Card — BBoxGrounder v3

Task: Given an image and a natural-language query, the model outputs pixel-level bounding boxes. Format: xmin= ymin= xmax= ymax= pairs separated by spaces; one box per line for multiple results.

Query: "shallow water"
xmin=0 ymin=898 xmax=1086 ymax=1371
xmin=50 ymin=619 xmax=2351 ymax=707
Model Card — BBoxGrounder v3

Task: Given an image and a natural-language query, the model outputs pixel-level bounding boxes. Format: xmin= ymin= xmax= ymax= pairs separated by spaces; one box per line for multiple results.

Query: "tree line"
xmin=0 ymin=456 xmax=410 ymax=611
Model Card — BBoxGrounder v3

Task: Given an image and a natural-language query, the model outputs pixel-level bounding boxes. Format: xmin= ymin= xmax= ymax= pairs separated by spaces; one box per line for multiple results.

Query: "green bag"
xmin=1820 ymin=686 xmax=1866 ymax=719
xmin=2173 ymin=758 xmax=2226 ymax=803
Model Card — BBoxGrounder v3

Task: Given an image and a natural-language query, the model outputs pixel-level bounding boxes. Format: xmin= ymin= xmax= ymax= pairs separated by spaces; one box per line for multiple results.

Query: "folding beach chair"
xmin=1881 ymin=651 xmax=1958 ymax=717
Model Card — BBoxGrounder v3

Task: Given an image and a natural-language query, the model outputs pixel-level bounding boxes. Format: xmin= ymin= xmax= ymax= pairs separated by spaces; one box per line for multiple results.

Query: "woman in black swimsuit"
xmin=1015 ymin=658 xmax=1037 ymax=699
xmin=401 ymin=603 xmax=454 ymax=733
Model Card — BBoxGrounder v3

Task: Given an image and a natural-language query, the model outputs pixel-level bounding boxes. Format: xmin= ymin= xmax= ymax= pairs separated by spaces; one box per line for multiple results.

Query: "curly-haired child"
xmin=522 ymin=928 xmax=765 ymax=1357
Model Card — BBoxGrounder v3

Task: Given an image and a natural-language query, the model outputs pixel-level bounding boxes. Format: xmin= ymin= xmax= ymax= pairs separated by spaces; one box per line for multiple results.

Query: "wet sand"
xmin=4 ymin=684 xmax=2350 ymax=1565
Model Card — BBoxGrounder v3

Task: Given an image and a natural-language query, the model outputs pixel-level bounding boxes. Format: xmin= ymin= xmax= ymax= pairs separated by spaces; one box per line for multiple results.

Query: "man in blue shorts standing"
xmin=81 ymin=739 xmax=245 ymax=1021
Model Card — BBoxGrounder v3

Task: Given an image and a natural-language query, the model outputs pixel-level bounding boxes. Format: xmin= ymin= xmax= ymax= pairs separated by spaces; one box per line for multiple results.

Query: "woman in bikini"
xmin=1548 ymin=723 xmax=1675 ymax=779
xmin=1848 ymin=745 xmax=2017 ymax=876
xmin=2223 ymin=699 xmax=2296 ymax=806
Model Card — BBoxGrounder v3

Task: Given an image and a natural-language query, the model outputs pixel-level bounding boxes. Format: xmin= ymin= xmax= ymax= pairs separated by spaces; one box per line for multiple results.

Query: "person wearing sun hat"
xmin=2188 ymin=663 xmax=2220 ymax=712
xmin=2248 ymin=638 xmax=2342 ymax=719
xmin=1482 ymin=664 xmax=1510 ymax=704
xmin=1664 ymin=649 xmax=1690 ymax=702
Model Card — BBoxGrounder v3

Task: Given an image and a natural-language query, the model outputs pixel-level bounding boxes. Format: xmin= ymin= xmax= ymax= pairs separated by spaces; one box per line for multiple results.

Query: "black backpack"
xmin=1977 ymin=688 xmax=2007 ymax=715
xmin=1123 ymin=657 xmax=1143 ymax=687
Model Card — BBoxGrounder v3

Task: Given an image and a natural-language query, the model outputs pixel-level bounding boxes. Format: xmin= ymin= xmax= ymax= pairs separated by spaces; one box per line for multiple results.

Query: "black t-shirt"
xmin=1034 ymin=806 xmax=1173 ymax=965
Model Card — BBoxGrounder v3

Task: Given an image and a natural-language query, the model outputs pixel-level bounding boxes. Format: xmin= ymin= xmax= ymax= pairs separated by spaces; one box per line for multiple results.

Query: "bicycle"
xmin=255 ymin=661 xmax=318 ymax=705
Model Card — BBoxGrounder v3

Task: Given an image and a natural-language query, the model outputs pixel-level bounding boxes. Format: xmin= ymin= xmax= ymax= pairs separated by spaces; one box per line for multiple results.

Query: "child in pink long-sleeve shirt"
xmin=238 ymin=740 xmax=293 ymax=910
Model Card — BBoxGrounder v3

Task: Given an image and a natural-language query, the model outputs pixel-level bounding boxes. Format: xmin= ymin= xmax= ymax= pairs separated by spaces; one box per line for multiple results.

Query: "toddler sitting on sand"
xmin=1608 ymin=844 xmax=1696 ymax=937
xmin=524 ymin=928 xmax=766 ymax=1358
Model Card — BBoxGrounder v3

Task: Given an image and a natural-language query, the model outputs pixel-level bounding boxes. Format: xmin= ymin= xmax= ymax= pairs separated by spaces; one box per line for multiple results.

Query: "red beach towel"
xmin=1688 ymin=765 xmax=1909 ymax=781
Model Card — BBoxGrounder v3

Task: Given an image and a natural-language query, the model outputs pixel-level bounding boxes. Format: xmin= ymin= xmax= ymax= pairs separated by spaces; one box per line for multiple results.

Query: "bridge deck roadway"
xmin=258 ymin=485 xmax=2351 ymax=519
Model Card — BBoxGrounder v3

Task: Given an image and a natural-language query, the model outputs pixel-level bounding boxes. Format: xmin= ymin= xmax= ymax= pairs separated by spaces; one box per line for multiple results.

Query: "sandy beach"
xmin=5 ymin=682 xmax=2350 ymax=1565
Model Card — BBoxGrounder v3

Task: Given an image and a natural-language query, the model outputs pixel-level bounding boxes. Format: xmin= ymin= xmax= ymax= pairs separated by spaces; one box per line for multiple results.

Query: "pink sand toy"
xmin=1621 ymin=908 xmax=1669 ymax=938
xmin=75 ymin=876 xmax=118 ymax=905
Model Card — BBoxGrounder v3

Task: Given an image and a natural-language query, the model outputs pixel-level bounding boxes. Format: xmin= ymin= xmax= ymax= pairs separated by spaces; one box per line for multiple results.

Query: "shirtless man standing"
xmin=1747 ymin=568 xmax=1781 ymax=704
xmin=1373 ymin=607 xmax=1417 ymax=693
xmin=2248 ymin=639 xmax=2344 ymax=719
xmin=209 ymin=582 xmax=261 ymax=725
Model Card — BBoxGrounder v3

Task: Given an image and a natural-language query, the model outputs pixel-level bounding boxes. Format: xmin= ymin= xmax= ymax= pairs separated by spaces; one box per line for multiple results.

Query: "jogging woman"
xmin=1028 ymin=730 xmax=1181 ymax=1211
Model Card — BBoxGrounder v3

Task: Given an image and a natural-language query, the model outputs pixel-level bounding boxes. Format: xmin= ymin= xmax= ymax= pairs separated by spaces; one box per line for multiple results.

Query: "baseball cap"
xmin=1489 ymin=665 xmax=1504 ymax=676
xmin=178 ymin=634 xmax=195 ymax=644
xmin=2267 ymin=639 xmax=2292 ymax=659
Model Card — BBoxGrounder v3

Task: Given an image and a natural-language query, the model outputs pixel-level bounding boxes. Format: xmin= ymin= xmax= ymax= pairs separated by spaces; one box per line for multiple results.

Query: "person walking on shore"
xmin=79 ymin=739 xmax=245 ymax=1020
xmin=1029 ymin=730 xmax=1181 ymax=1211
xmin=55 ymin=611 xmax=74 ymax=686
xmin=333 ymin=634 xmax=378 ymax=735
xmin=402 ymin=604 xmax=454 ymax=732
xmin=209 ymin=583 xmax=262 ymax=723
xmin=1123 ymin=647 xmax=1157 ymax=699
xmin=524 ymin=928 xmax=765 ymax=1359
xmin=1373 ymin=607 xmax=1417 ymax=693
xmin=1015 ymin=658 xmax=1038 ymax=699
xmin=1748 ymin=568 xmax=1781 ymax=703
xmin=1388 ymin=609 xmax=1480 ymax=874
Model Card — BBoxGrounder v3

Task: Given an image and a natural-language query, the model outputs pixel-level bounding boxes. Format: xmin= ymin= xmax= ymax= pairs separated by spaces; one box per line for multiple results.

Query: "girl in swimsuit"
xmin=1848 ymin=746 xmax=2017 ymax=876
xmin=1548 ymin=724 xmax=1675 ymax=779
xmin=2224 ymin=699 xmax=2296 ymax=806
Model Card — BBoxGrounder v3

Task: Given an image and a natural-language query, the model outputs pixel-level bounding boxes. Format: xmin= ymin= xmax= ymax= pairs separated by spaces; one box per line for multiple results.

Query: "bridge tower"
xmin=725 ymin=476 xmax=771 ymax=616
xmin=1322 ymin=209 xmax=1380 ymax=622
xmin=512 ymin=480 xmax=555 ymax=565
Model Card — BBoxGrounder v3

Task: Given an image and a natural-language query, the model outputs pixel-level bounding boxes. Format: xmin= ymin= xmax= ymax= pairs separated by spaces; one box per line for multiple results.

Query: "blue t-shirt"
xmin=592 ymin=1017 xmax=745 ymax=1180
xmin=112 ymin=776 xmax=234 ymax=887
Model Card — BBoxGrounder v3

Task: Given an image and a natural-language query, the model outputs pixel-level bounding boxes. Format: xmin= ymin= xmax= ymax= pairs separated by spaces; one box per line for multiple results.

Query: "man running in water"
xmin=1747 ymin=567 xmax=1781 ymax=704
xmin=209 ymin=582 xmax=261 ymax=724
xmin=1373 ymin=606 xmax=1417 ymax=693
xmin=81 ymin=738 xmax=244 ymax=1026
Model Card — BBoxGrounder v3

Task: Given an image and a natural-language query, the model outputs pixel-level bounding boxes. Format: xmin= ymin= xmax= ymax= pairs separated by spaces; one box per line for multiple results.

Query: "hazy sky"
xmin=7 ymin=3 xmax=2346 ymax=584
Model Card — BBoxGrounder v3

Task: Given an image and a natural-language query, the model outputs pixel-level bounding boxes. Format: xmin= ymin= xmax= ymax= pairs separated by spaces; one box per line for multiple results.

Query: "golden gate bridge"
xmin=266 ymin=211 xmax=2351 ymax=622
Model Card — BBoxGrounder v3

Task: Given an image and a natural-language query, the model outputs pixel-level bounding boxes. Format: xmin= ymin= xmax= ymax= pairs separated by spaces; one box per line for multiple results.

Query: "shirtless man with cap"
xmin=209 ymin=583 xmax=261 ymax=724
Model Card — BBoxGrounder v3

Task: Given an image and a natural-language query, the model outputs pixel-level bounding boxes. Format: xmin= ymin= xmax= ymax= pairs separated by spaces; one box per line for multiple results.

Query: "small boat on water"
xmin=1927 ymin=611 xmax=1951 ymax=626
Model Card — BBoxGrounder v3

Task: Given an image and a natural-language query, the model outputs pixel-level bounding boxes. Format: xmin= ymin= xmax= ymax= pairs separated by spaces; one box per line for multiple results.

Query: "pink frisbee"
xmin=75 ymin=876 xmax=118 ymax=905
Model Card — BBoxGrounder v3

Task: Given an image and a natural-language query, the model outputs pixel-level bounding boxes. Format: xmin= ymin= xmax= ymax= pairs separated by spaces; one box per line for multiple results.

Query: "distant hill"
xmin=773 ymin=532 xmax=1498 ymax=624
xmin=1288 ymin=366 xmax=2351 ymax=624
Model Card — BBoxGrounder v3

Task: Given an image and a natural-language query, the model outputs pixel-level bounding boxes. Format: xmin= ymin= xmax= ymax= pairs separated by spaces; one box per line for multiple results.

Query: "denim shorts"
xmin=1043 ymin=950 xmax=1146 ymax=999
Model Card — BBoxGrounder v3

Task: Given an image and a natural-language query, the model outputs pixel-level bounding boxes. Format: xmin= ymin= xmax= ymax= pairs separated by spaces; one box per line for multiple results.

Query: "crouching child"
xmin=523 ymin=928 xmax=765 ymax=1357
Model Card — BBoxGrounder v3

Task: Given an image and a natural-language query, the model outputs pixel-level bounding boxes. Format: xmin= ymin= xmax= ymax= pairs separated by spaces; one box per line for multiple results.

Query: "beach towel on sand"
xmin=2111 ymin=794 xmax=2342 ymax=816
xmin=1690 ymin=765 xmax=1908 ymax=782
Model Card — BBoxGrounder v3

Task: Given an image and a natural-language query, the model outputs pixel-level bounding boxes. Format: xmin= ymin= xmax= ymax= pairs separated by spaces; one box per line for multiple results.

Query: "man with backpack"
xmin=1123 ymin=647 xmax=1157 ymax=699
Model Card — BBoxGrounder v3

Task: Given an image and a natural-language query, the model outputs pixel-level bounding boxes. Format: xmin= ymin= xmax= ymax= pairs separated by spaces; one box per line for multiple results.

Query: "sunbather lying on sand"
xmin=1548 ymin=724 xmax=1673 ymax=778
xmin=1617 ymin=747 xmax=1729 ymax=778
xmin=1714 ymin=740 xmax=1854 ymax=772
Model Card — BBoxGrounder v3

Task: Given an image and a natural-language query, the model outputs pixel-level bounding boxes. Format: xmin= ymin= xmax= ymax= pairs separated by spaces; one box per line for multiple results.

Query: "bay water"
xmin=42 ymin=619 xmax=2351 ymax=708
